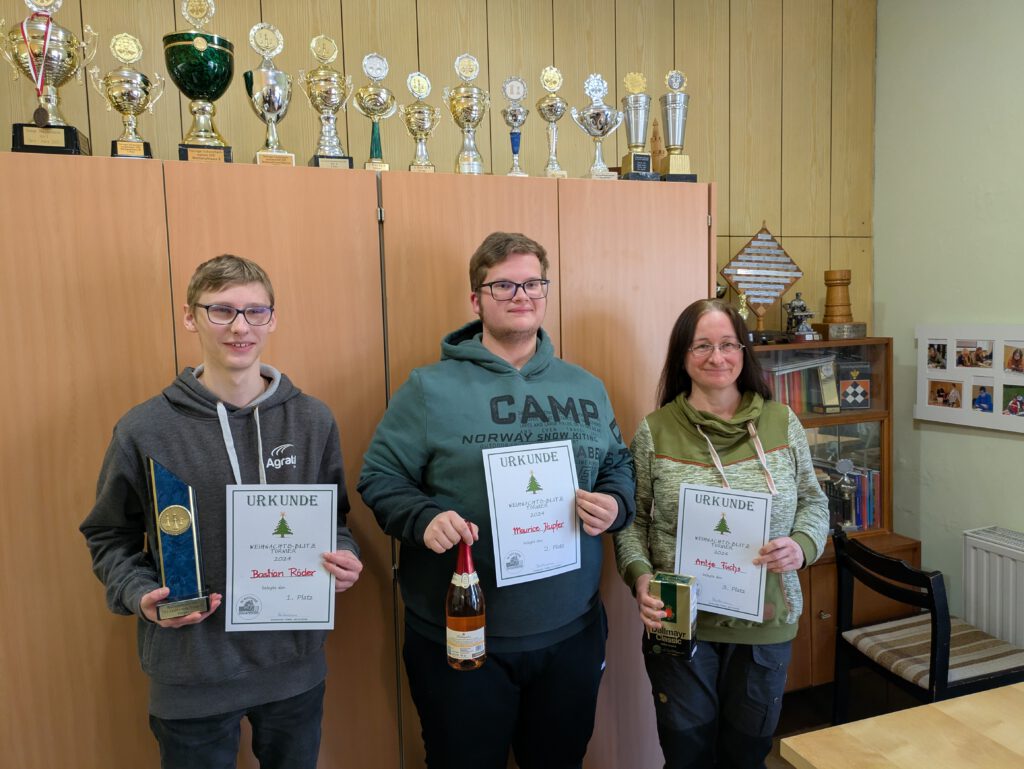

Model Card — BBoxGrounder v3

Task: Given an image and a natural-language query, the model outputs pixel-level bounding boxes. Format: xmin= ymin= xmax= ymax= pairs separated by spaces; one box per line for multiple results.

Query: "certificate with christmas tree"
xmin=225 ymin=484 xmax=338 ymax=631
xmin=674 ymin=484 xmax=771 ymax=621
xmin=482 ymin=440 xmax=580 ymax=587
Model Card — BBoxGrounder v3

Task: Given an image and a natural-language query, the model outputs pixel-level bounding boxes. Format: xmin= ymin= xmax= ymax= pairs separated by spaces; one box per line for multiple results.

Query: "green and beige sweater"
xmin=613 ymin=392 xmax=829 ymax=645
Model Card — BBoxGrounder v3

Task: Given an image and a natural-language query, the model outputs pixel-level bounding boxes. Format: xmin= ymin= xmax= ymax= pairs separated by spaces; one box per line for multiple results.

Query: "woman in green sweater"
xmin=614 ymin=298 xmax=828 ymax=769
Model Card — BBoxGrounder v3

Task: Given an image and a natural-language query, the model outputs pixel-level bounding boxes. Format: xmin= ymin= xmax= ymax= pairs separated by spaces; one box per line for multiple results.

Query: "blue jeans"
xmin=148 ymin=681 xmax=324 ymax=769
xmin=643 ymin=638 xmax=791 ymax=769
xmin=403 ymin=611 xmax=608 ymax=769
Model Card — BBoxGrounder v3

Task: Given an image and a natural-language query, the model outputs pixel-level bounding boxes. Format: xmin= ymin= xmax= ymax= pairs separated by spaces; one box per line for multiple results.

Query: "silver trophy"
xmin=299 ymin=34 xmax=352 ymax=168
xmin=535 ymin=65 xmax=567 ymax=178
xmin=243 ymin=23 xmax=293 ymax=165
xmin=399 ymin=71 xmax=440 ymax=172
xmin=620 ymin=72 xmax=657 ymax=180
xmin=443 ymin=53 xmax=489 ymax=174
xmin=658 ymin=70 xmax=694 ymax=180
xmin=501 ymin=76 xmax=528 ymax=177
xmin=570 ymin=73 xmax=623 ymax=180
xmin=89 ymin=33 xmax=164 ymax=158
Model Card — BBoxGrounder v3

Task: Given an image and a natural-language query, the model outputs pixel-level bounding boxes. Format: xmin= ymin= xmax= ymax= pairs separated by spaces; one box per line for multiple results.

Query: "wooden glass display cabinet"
xmin=753 ymin=337 xmax=921 ymax=690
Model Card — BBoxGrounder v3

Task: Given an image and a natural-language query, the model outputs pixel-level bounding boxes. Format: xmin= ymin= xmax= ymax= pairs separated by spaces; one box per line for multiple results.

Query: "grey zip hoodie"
xmin=81 ymin=365 xmax=358 ymax=719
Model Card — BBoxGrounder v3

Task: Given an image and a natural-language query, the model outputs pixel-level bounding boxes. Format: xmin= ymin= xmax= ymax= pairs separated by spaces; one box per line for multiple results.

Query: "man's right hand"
xmin=423 ymin=511 xmax=479 ymax=554
xmin=140 ymin=586 xmax=223 ymax=628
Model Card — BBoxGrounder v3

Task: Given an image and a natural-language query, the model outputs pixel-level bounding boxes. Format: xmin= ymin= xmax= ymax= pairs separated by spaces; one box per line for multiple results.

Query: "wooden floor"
xmin=768 ymin=671 xmax=920 ymax=769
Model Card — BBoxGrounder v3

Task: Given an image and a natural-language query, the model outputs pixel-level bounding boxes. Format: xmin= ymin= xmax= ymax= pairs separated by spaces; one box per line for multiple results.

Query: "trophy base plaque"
xmin=157 ymin=594 xmax=211 ymax=621
xmin=588 ymin=170 xmax=619 ymax=181
xmin=256 ymin=150 xmax=296 ymax=166
xmin=658 ymin=154 xmax=696 ymax=181
xmin=365 ymin=159 xmax=390 ymax=171
xmin=311 ymin=155 xmax=354 ymax=169
xmin=544 ymin=169 xmax=568 ymax=179
xmin=112 ymin=140 xmax=153 ymax=159
xmin=13 ymin=124 xmax=92 ymax=155
xmin=813 ymin=322 xmax=867 ymax=340
xmin=179 ymin=144 xmax=233 ymax=163
xmin=662 ymin=173 xmax=698 ymax=182
xmin=788 ymin=330 xmax=822 ymax=342
xmin=409 ymin=164 xmax=435 ymax=173
xmin=620 ymin=151 xmax=658 ymax=180
xmin=748 ymin=329 xmax=790 ymax=345
xmin=623 ymin=171 xmax=661 ymax=181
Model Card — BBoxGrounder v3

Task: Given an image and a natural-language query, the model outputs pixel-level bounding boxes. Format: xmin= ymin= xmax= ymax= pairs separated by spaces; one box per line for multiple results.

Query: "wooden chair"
xmin=832 ymin=527 xmax=1024 ymax=724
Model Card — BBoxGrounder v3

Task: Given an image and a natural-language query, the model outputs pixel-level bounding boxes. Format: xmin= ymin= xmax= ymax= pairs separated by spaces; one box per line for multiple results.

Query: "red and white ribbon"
xmin=20 ymin=12 xmax=53 ymax=97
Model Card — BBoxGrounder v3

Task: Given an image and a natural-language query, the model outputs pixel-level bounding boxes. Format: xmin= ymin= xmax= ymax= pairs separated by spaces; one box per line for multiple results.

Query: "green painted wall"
xmin=875 ymin=0 xmax=1024 ymax=613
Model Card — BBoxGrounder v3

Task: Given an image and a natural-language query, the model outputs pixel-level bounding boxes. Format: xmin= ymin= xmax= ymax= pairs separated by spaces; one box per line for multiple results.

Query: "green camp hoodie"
xmin=613 ymin=392 xmax=828 ymax=645
xmin=358 ymin=321 xmax=636 ymax=652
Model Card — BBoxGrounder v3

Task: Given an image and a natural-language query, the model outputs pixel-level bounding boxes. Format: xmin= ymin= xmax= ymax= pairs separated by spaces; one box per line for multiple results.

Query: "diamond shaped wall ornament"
xmin=720 ymin=222 xmax=802 ymax=332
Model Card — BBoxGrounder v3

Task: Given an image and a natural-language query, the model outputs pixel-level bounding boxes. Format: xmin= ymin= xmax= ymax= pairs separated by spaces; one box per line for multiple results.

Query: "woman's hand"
xmin=635 ymin=573 xmax=667 ymax=631
xmin=754 ymin=536 xmax=804 ymax=572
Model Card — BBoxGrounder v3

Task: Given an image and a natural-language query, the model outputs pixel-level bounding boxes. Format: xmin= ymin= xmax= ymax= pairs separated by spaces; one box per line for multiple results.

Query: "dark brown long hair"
xmin=656 ymin=299 xmax=772 ymax=407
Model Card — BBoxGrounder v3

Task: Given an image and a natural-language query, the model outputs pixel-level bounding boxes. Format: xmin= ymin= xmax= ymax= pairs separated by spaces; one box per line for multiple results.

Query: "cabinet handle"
xmin=818 ymin=611 xmax=832 ymax=620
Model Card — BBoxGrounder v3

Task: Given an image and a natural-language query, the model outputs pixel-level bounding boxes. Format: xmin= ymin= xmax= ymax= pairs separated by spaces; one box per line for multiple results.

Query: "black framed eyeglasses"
xmin=477 ymin=279 xmax=551 ymax=301
xmin=196 ymin=303 xmax=275 ymax=326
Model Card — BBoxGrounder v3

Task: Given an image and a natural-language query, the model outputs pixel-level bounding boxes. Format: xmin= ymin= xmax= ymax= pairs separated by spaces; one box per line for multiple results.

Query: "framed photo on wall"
xmin=915 ymin=324 xmax=1024 ymax=434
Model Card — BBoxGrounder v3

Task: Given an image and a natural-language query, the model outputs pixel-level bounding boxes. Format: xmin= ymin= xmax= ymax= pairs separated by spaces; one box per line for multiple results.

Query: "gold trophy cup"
xmin=89 ymin=33 xmax=164 ymax=158
xmin=535 ymin=66 xmax=568 ymax=178
xmin=299 ymin=35 xmax=353 ymax=168
xmin=443 ymin=53 xmax=489 ymax=174
xmin=399 ymin=71 xmax=440 ymax=172
xmin=352 ymin=52 xmax=396 ymax=171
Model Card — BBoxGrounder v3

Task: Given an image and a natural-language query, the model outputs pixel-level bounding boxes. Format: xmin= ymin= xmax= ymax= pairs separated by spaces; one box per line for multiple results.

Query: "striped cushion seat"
xmin=843 ymin=615 xmax=1024 ymax=689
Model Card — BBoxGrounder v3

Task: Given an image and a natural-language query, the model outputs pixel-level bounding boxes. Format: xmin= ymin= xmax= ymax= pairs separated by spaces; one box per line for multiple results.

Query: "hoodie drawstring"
xmin=695 ymin=421 xmax=779 ymax=496
xmin=216 ymin=401 xmax=268 ymax=485
xmin=255 ymin=407 xmax=267 ymax=484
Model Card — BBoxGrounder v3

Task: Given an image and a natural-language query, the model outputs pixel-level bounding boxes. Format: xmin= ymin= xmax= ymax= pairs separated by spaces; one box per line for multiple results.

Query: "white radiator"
xmin=963 ymin=526 xmax=1024 ymax=645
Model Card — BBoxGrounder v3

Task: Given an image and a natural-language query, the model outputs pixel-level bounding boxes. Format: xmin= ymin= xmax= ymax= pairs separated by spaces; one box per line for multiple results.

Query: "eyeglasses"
xmin=688 ymin=341 xmax=745 ymax=357
xmin=478 ymin=279 xmax=550 ymax=301
xmin=196 ymin=303 xmax=275 ymax=326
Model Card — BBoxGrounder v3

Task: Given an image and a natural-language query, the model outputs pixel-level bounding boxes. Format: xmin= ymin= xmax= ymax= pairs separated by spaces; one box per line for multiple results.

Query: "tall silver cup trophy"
xmin=243 ymin=23 xmax=293 ymax=165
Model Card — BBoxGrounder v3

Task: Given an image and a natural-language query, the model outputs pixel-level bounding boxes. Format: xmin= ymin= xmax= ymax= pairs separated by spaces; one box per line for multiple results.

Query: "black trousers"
xmin=643 ymin=638 xmax=791 ymax=769
xmin=403 ymin=611 xmax=608 ymax=769
xmin=148 ymin=681 xmax=324 ymax=769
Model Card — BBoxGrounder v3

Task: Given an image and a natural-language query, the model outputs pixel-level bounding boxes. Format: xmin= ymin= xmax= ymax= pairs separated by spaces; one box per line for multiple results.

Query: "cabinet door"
xmin=786 ymin=569 xmax=813 ymax=691
xmin=808 ymin=539 xmax=921 ymax=686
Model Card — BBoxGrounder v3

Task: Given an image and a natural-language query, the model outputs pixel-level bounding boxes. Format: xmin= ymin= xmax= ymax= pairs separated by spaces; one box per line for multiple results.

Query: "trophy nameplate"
xmin=148 ymin=457 xmax=210 ymax=620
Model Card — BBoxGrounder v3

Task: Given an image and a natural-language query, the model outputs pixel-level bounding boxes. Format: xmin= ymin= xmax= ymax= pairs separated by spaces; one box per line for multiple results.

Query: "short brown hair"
xmin=468 ymin=232 xmax=549 ymax=291
xmin=657 ymin=298 xmax=771 ymax=407
xmin=186 ymin=254 xmax=275 ymax=307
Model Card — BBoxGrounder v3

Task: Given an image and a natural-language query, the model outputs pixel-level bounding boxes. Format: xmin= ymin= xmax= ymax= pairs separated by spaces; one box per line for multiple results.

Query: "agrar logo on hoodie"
xmin=266 ymin=443 xmax=298 ymax=470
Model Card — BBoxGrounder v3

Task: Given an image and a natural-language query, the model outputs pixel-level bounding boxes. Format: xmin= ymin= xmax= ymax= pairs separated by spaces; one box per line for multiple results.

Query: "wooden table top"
xmin=780 ymin=683 xmax=1024 ymax=769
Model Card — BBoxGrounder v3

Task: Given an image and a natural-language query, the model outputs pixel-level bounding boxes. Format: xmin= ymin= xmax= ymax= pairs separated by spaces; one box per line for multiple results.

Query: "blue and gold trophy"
xmin=148 ymin=458 xmax=209 ymax=620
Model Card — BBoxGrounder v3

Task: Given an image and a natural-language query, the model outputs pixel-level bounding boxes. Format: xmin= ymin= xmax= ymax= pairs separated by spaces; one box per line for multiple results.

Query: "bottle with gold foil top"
xmin=446 ymin=540 xmax=485 ymax=670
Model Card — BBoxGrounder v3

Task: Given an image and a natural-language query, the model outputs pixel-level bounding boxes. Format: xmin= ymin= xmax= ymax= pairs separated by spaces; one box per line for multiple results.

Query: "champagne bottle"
xmin=446 ymin=540 xmax=486 ymax=670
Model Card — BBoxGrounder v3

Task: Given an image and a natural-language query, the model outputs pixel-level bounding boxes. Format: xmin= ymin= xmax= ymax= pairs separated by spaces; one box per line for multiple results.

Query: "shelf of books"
xmin=754 ymin=338 xmax=893 ymax=534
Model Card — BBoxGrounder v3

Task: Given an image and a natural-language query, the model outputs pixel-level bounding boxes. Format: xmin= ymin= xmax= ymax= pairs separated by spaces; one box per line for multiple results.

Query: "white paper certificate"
xmin=674 ymin=484 xmax=771 ymax=621
xmin=482 ymin=440 xmax=580 ymax=587
xmin=225 ymin=484 xmax=338 ymax=631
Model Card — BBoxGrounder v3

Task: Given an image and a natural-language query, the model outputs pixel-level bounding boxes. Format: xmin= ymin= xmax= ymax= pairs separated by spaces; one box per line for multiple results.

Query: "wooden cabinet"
xmin=752 ymin=338 xmax=922 ymax=690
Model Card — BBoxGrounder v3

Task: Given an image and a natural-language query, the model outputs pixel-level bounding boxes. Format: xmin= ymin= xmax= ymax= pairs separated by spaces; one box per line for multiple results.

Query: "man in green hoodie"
xmin=359 ymin=231 xmax=635 ymax=769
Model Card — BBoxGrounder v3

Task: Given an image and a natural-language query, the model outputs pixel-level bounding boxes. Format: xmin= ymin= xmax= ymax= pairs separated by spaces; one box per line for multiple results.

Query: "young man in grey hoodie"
xmin=81 ymin=255 xmax=362 ymax=769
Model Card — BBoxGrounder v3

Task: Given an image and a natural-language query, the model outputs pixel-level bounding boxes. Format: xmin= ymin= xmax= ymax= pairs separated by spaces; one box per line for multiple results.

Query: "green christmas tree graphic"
xmin=273 ymin=512 xmax=294 ymax=538
xmin=526 ymin=471 xmax=543 ymax=495
xmin=714 ymin=513 xmax=731 ymax=535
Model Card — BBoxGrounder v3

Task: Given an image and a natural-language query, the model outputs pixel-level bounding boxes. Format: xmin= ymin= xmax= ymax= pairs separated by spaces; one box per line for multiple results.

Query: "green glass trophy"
xmin=148 ymin=457 xmax=210 ymax=620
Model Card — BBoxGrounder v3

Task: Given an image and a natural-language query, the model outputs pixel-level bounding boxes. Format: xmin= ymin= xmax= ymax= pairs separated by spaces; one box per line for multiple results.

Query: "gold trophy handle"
xmin=77 ymin=24 xmax=99 ymax=82
xmin=298 ymin=69 xmax=311 ymax=104
xmin=340 ymin=74 xmax=353 ymax=113
xmin=147 ymin=72 xmax=165 ymax=113
xmin=87 ymin=65 xmax=112 ymax=110
xmin=0 ymin=20 xmax=19 ymax=80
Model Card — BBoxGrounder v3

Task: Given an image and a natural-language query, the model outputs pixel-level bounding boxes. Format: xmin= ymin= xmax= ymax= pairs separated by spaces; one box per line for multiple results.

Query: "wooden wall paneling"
xmin=0 ymin=153 xmax=173 ymax=769
xmin=486 ymin=0 xmax=552 ymax=178
xmin=415 ymin=0 xmax=489 ymax=175
xmin=614 ymin=0 xmax=674 ymax=165
xmin=558 ymin=179 xmax=712 ymax=769
xmin=380 ymin=171 xmax=560 ymax=767
xmin=259 ymin=0 xmax=345 ymax=168
xmin=781 ymin=0 xmax=831 ymax=236
xmin=79 ymin=0 xmax=182 ymax=161
xmin=780 ymin=236 xmax=830 ymax=334
xmin=830 ymin=236 xmax=873 ymax=332
xmin=163 ymin=163 xmax=396 ymax=769
xmin=729 ymin=0 xmax=782 ymax=236
xmin=166 ymin=0 xmax=262 ymax=164
xmin=552 ymin=0 xmax=615 ymax=180
xmin=831 ymin=0 xmax=875 ymax=236
xmin=380 ymin=172 xmax=560 ymax=392
xmin=341 ymin=0 xmax=418 ymax=172
xmin=1 ymin=0 xmax=89 ymax=151
xmin=676 ymin=0 xmax=730 ymax=227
